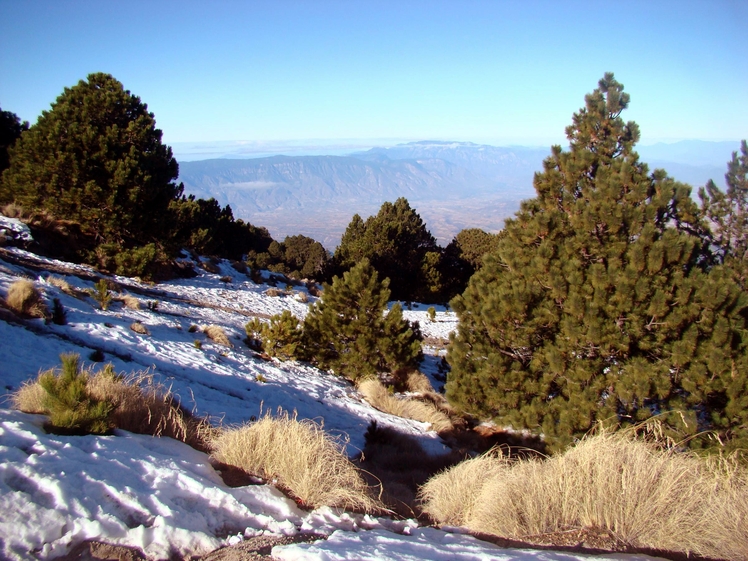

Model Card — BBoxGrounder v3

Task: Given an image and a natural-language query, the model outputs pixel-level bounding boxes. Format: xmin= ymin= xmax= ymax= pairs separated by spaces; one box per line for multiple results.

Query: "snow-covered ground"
xmin=0 ymin=231 xmax=664 ymax=560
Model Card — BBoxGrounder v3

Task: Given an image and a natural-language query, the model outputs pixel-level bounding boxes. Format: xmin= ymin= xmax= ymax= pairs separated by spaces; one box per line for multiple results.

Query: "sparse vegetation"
xmin=117 ymin=294 xmax=141 ymax=310
xmin=210 ymin=410 xmax=382 ymax=512
xmin=419 ymin=428 xmax=748 ymax=560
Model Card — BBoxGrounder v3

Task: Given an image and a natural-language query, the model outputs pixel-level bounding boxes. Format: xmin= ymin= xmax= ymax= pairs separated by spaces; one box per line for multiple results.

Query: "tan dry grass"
xmin=11 ymin=365 xmax=212 ymax=452
xmin=6 ymin=279 xmax=48 ymax=318
xmin=405 ymin=371 xmax=435 ymax=393
xmin=87 ymin=370 xmax=213 ymax=451
xmin=116 ymin=294 xmax=141 ymax=310
xmin=204 ymin=324 xmax=232 ymax=347
xmin=129 ymin=322 xmax=150 ymax=335
xmin=210 ymin=410 xmax=382 ymax=512
xmin=11 ymin=380 xmax=48 ymax=413
xmin=419 ymin=430 xmax=748 ymax=560
xmin=358 ymin=378 xmax=453 ymax=432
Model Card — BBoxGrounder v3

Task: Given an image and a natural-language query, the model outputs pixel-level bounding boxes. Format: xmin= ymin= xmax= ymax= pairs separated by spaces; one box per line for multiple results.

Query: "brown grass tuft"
xmin=129 ymin=322 xmax=150 ymax=335
xmin=6 ymin=279 xmax=48 ymax=318
xmin=358 ymin=378 xmax=453 ymax=432
xmin=11 ymin=380 xmax=48 ymax=414
xmin=419 ymin=429 xmax=748 ymax=560
xmin=12 ymin=364 xmax=212 ymax=452
xmin=204 ymin=324 xmax=232 ymax=347
xmin=210 ymin=410 xmax=382 ymax=512
xmin=117 ymin=294 xmax=141 ymax=310
xmin=405 ymin=371 xmax=434 ymax=393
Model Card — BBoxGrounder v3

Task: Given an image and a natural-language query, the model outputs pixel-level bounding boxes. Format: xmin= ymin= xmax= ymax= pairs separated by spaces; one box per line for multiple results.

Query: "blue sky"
xmin=1 ymin=0 xmax=746 ymax=147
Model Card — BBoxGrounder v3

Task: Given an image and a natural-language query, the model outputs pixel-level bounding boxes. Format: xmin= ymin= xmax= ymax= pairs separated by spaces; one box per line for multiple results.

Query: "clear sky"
xmin=1 ymin=0 xmax=746 ymax=147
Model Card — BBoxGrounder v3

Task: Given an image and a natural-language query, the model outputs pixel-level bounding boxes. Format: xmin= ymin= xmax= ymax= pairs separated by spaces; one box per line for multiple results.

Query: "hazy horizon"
xmin=2 ymin=1 xmax=745 ymax=148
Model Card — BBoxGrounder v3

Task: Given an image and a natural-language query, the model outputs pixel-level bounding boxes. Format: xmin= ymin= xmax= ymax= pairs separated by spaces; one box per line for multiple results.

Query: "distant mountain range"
xmin=178 ymin=140 xmax=741 ymax=248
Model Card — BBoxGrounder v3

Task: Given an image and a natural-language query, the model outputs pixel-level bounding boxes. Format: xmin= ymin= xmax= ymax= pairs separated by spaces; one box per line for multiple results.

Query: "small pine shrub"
xmin=255 ymin=374 xmax=267 ymax=383
xmin=89 ymin=279 xmax=112 ymax=310
xmin=38 ymin=354 xmax=113 ymax=435
xmin=147 ymin=300 xmax=159 ymax=311
xmin=246 ymin=311 xmax=303 ymax=361
xmin=89 ymin=349 xmax=105 ymax=362
xmin=427 ymin=306 xmax=436 ymax=322
xmin=6 ymin=279 xmax=48 ymax=318
xmin=204 ymin=324 xmax=232 ymax=347
xmin=193 ymin=340 xmax=202 ymax=350
xmin=129 ymin=322 xmax=150 ymax=335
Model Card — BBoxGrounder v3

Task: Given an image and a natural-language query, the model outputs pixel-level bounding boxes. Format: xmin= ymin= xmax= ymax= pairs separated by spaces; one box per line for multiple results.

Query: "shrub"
xmin=210 ymin=410 xmax=381 ymax=512
xmin=89 ymin=279 xmax=112 ymax=311
xmin=264 ymin=287 xmax=283 ymax=297
xmin=427 ymin=306 xmax=436 ymax=322
xmin=46 ymin=275 xmax=79 ymax=297
xmin=38 ymin=354 xmax=112 ymax=435
xmin=245 ymin=311 xmax=303 ymax=360
xmin=204 ymin=324 xmax=232 ymax=347
xmin=193 ymin=340 xmax=202 ymax=350
xmin=6 ymin=279 xmax=47 ymax=318
xmin=358 ymin=378 xmax=452 ymax=432
xmin=405 ymin=371 xmax=434 ymax=394
xmin=419 ymin=429 xmax=748 ymax=560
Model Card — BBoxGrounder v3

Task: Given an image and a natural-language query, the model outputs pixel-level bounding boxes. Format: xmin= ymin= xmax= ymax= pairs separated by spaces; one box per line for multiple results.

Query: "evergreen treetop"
xmin=0 ymin=73 xmax=181 ymax=252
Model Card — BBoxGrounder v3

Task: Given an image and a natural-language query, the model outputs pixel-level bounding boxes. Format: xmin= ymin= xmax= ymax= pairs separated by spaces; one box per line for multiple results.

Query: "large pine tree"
xmin=0 ymin=73 xmax=182 ymax=256
xmin=447 ymin=74 xmax=748 ymax=452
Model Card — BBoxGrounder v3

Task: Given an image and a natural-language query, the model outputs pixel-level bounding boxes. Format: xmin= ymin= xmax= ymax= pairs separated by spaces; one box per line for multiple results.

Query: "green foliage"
xmin=1 ymin=74 xmax=181 ymax=256
xmin=699 ymin=140 xmax=748 ymax=288
xmin=89 ymin=279 xmax=112 ymax=310
xmin=333 ymin=198 xmax=440 ymax=302
xmin=427 ymin=307 xmax=436 ymax=322
xmin=39 ymin=354 xmax=112 ymax=435
xmin=446 ymin=74 xmax=748 ymax=453
xmin=0 ymin=106 xmax=28 ymax=174
xmin=245 ymin=234 xmax=329 ymax=281
xmin=440 ymin=228 xmax=503 ymax=298
xmin=169 ymin=195 xmax=273 ymax=261
xmin=246 ymin=310 xmax=304 ymax=360
xmin=302 ymin=258 xmax=422 ymax=381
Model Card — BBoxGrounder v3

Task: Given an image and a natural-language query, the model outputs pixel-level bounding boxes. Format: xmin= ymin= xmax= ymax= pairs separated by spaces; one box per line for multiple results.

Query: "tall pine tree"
xmin=447 ymin=74 xmax=748 ymax=453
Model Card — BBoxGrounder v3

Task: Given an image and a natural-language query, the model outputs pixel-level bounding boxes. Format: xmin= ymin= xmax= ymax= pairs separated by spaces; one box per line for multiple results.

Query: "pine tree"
xmin=302 ymin=258 xmax=422 ymax=381
xmin=0 ymin=73 xmax=181 ymax=263
xmin=447 ymin=74 xmax=748 ymax=453
xmin=0 ymin=106 xmax=28 ymax=175
xmin=699 ymin=140 xmax=748 ymax=287
xmin=333 ymin=198 xmax=440 ymax=302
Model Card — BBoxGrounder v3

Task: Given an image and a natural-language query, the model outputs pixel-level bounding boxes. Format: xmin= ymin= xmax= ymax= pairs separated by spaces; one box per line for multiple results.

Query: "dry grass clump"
xmin=11 ymin=380 xmax=48 ymax=414
xmin=129 ymin=322 xmax=150 ymax=335
xmin=419 ymin=429 xmax=748 ymax=560
xmin=358 ymin=378 xmax=453 ymax=432
xmin=204 ymin=324 xmax=232 ymax=347
xmin=210 ymin=410 xmax=382 ymax=512
xmin=12 ymin=361 xmax=212 ymax=451
xmin=116 ymin=294 xmax=141 ymax=310
xmin=405 ymin=371 xmax=434 ymax=393
xmin=5 ymin=279 xmax=48 ymax=318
